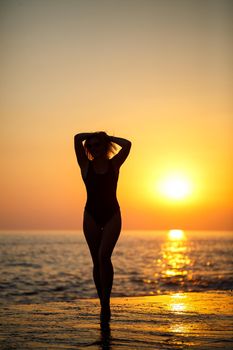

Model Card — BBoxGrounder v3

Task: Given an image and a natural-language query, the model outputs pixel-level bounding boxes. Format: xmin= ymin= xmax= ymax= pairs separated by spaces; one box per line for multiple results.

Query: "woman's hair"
xmin=84 ymin=132 xmax=117 ymax=159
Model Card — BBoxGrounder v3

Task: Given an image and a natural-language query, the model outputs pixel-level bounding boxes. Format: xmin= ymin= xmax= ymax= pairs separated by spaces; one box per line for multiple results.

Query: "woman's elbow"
xmin=74 ymin=133 xmax=84 ymax=144
xmin=74 ymin=133 xmax=81 ymax=140
xmin=127 ymin=140 xmax=132 ymax=149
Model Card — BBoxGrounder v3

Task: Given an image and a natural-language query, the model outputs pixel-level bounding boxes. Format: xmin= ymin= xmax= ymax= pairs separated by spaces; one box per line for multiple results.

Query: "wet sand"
xmin=1 ymin=291 xmax=232 ymax=349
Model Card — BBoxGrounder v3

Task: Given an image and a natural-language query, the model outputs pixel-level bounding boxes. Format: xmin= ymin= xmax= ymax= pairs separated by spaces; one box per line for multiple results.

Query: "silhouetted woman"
xmin=74 ymin=132 xmax=131 ymax=322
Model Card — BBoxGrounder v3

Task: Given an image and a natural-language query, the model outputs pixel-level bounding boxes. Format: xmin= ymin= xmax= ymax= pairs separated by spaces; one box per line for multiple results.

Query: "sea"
xmin=0 ymin=230 xmax=232 ymax=305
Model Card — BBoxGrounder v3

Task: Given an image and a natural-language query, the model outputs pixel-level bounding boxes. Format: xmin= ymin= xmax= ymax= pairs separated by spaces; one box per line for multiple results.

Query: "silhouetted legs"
xmin=83 ymin=210 xmax=102 ymax=299
xmin=98 ymin=211 xmax=121 ymax=306
xmin=83 ymin=209 xmax=121 ymax=321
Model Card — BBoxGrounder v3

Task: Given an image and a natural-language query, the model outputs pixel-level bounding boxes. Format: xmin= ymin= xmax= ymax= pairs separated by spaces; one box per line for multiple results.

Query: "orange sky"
xmin=1 ymin=0 xmax=232 ymax=230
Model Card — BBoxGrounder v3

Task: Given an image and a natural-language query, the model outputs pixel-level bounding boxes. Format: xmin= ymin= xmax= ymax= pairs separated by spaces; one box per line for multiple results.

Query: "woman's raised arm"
xmin=110 ymin=136 xmax=132 ymax=168
xmin=74 ymin=132 xmax=93 ymax=168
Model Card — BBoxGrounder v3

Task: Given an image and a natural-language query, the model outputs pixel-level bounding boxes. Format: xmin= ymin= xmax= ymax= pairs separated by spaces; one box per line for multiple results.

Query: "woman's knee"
xmin=98 ymin=249 xmax=111 ymax=265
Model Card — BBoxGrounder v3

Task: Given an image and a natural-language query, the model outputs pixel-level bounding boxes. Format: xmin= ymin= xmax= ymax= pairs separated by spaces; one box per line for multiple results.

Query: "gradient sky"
xmin=1 ymin=0 xmax=232 ymax=230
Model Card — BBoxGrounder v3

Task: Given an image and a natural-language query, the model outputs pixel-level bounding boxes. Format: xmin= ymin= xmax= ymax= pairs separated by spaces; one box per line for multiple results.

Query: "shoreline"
xmin=1 ymin=291 xmax=232 ymax=349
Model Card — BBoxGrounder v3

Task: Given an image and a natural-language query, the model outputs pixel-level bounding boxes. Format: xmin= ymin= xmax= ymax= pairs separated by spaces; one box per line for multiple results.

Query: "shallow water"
xmin=0 ymin=230 xmax=232 ymax=304
xmin=1 ymin=292 xmax=233 ymax=349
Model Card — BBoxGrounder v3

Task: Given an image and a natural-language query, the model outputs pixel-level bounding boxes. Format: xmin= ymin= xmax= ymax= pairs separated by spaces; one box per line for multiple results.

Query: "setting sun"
xmin=168 ymin=229 xmax=185 ymax=240
xmin=157 ymin=174 xmax=192 ymax=201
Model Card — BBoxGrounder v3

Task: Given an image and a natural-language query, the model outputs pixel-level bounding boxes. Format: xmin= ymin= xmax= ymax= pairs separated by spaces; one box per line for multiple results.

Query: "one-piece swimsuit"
xmin=83 ymin=160 xmax=120 ymax=227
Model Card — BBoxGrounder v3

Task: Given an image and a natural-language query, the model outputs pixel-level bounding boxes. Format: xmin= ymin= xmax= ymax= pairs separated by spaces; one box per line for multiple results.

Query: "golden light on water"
xmin=170 ymin=293 xmax=187 ymax=313
xmin=157 ymin=230 xmax=191 ymax=291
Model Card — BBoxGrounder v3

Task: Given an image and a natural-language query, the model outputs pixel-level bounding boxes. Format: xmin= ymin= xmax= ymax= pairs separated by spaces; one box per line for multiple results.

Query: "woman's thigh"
xmin=99 ymin=209 xmax=122 ymax=259
xmin=83 ymin=209 xmax=103 ymax=262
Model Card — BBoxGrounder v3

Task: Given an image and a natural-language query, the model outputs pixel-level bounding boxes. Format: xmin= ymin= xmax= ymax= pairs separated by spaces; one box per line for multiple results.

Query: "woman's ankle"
xmin=101 ymin=297 xmax=110 ymax=308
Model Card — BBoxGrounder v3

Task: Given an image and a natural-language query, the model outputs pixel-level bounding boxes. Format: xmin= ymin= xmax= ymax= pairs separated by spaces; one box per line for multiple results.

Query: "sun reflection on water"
xmin=170 ymin=293 xmax=187 ymax=313
xmin=157 ymin=230 xmax=192 ymax=292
